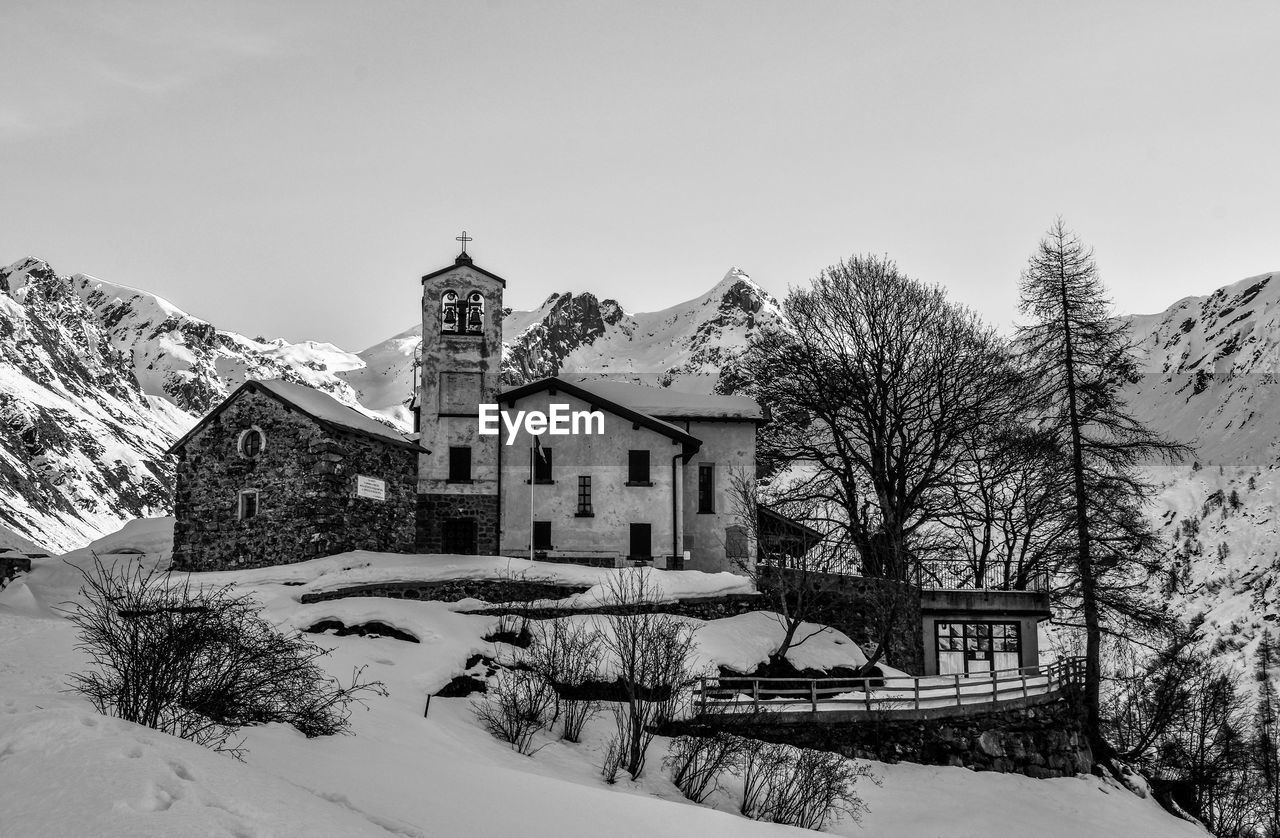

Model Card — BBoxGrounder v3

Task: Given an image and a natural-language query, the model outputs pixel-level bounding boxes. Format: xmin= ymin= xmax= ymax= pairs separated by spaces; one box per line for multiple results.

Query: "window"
xmin=533 ymin=521 xmax=552 ymax=551
xmin=238 ymin=427 xmax=265 ymax=458
xmin=448 ymin=446 xmax=472 ymax=482
xmin=629 ymin=523 xmax=652 ymax=559
xmin=238 ymin=489 xmax=259 ymax=520
xmin=576 ymin=475 xmax=593 ymax=516
xmin=465 ymin=292 xmax=484 ymax=334
xmin=698 ymin=464 xmax=715 ymax=513
xmin=534 ymin=447 xmax=553 ymax=483
xmin=627 ymin=450 xmax=650 ymax=485
xmin=441 ymin=291 xmax=459 ymax=333
xmin=936 ymin=622 xmax=1022 ymax=675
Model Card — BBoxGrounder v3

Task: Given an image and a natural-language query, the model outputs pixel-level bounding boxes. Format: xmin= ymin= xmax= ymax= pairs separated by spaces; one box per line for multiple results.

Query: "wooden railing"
xmin=693 ymin=656 xmax=1085 ymax=716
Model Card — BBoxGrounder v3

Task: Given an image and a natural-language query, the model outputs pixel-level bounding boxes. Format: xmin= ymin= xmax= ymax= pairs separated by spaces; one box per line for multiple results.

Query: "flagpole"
xmin=529 ymin=438 xmax=535 ymax=562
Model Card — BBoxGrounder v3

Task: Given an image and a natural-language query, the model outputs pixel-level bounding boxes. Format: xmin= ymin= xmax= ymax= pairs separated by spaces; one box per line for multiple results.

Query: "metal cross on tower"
xmin=455 ymin=230 xmax=473 ymax=255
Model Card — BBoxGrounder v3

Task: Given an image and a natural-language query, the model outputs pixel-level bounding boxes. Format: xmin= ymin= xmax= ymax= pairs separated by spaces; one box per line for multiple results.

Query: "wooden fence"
xmin=694 ymin=656 xmax=1086 ymax=716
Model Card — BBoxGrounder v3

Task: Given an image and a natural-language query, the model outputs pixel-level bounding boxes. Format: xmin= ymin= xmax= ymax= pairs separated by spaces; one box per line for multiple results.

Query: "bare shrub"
xmin=526 ymin=618 xmax=603 ymax=742
xmin=601 ymin=735 xmax=624 ymax=784
xmin=663 ymin=733 xmax=743 ymax=803
xmin=765 ymin=747 xmax=874 ymax=830
xmin=739 ymin=737 xmax=792 ymax=818
xmin=595 ymin=569 xmax=700 ymax=780
xmin=471 ymin=667 xmax=554 ymax=755
xmin=738 ymin=737 xmax=874 ymax=830
xmin=63 ymin=555 xmax=385 ymax=758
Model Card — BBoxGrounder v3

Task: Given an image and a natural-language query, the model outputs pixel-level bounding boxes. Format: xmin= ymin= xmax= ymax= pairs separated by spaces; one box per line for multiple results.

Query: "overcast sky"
xmin=3 ymin=1 xmax=1279 ymax=350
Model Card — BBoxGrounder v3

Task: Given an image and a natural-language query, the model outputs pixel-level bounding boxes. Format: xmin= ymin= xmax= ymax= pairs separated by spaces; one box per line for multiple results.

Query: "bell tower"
xmin=415 ymin=233 xmax=505 ymax=555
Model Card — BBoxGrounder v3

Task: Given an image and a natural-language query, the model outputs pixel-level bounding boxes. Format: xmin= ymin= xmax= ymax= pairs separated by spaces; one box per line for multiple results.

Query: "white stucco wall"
xmin=496 ymin=390 xmax=688 ymax=562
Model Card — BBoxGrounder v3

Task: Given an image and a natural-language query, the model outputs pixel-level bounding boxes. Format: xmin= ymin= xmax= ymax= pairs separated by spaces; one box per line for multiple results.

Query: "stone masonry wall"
xmin=797 ymin=573 xmax=925 ymax=674
xmin=171 ymin=390 xmax=418 ymax=571
xmin=674 ymin=700 xmax=1093 ymax=779
xmin=415 ymin=493 xmax=499 ymax=555
xmin=299 ymin=578 xmax=589 ymax=605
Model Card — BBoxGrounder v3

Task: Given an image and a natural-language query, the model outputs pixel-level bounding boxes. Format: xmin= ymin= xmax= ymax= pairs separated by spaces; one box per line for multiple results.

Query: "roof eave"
xmin=498 ymin=377 xmax=703 ymax=448
xmin=166 ymin=380 xmax=428 ymax=456
xmin=420 ymin=258 xmax=508 ymax=287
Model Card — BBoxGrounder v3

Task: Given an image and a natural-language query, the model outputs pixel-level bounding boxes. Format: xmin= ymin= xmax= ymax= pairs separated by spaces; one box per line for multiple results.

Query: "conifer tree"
xmin=1016 ymin=219 xmax=1188 ymax=750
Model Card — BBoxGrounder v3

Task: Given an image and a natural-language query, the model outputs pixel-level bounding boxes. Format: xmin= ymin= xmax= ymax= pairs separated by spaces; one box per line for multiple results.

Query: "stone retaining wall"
xmin=300 ymin=578 xmax=590 ymax=605
xmin=670 ymin=699 xmax=1092 ymax=779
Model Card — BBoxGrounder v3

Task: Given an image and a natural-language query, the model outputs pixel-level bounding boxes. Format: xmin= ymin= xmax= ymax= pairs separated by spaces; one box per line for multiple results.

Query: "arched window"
xmin=441 ymin=291 xmax=459 ymax=333
xmin=465 ymin=292 xmax=484 ymax=334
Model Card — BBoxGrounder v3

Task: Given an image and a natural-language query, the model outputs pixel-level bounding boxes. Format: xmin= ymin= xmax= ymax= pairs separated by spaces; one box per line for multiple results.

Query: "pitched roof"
xmin=167 ymin=379 xmax=426 ymax=455
xmin=421 ymin=253 xmax=508 ymax=287
xmin=497 ymin=377 xmax=702 ymax=458
xmin=558 ymin=377 xmax=763 ymax=422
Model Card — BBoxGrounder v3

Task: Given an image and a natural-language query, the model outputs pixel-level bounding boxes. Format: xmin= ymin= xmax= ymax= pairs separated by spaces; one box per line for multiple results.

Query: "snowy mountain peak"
xmin=1126 ymin=269 xmax=1280 ymax=464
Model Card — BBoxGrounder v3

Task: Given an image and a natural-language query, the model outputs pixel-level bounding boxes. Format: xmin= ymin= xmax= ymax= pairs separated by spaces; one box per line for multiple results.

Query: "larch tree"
xmin=1016 ymin=218 xmax=1189 ymax=751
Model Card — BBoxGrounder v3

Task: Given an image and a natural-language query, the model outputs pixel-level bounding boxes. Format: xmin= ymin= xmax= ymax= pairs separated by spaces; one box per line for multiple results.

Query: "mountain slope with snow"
xmin=1122 ymin=270 xmax=1280 ymax=677
xmin=1126 ymin=271 xmax=1280 ymax=465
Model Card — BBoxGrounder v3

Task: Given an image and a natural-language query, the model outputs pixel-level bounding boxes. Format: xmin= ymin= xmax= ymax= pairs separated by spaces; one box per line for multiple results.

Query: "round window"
xmin=239 ymin=428 xmax=265 ymax=458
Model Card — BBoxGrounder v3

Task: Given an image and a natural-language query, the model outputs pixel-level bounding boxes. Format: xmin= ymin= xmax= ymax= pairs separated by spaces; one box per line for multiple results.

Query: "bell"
xmin=467 ymin=306 xmax=482 ymax=331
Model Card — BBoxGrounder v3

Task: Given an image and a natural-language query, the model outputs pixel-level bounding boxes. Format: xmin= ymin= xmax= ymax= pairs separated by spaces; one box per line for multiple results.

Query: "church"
xmin=169 ymin=241 xmax=776 ymax=574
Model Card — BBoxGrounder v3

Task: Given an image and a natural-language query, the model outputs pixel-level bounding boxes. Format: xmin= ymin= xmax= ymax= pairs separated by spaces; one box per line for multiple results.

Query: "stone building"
xmin=169 ymin=379 xmax=423 ymax=570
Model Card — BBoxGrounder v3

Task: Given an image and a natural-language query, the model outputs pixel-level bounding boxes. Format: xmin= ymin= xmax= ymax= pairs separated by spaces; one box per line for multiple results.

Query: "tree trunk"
xmin=1058 ymin=264 xmax=1104 ymax=753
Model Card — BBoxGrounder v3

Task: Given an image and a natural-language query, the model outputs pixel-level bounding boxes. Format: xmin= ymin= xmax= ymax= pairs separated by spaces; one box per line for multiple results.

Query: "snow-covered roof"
xmin=252 ymin=380 xmax=418 ymax=446
xmin=168 ymin=379 xmax=424 ymax=453
xmin=558 ymin=377 xmax=762 ymax=422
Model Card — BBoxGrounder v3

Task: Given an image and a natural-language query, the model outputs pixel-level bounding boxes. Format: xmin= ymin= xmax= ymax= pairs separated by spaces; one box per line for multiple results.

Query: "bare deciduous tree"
xmin=738 ymin=254 xmax=1020 ymax=583
xmin=937 ymin=423 xmax=1073 ymax=591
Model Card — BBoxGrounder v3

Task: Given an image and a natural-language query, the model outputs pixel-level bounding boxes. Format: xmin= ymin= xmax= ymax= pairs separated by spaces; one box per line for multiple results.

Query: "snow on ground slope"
xmin=0 ymin=519 xmax=1204 ymax=837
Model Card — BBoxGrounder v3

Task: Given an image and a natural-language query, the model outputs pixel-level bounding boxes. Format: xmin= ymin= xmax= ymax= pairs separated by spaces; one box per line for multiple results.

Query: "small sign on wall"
xmin=355 ymin=475 xmax=386 ymax=501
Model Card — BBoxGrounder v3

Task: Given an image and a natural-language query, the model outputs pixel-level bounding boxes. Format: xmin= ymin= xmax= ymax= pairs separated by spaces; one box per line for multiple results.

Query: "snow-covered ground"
xmin=0 ymin=519 xmax=1205 ymax=837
